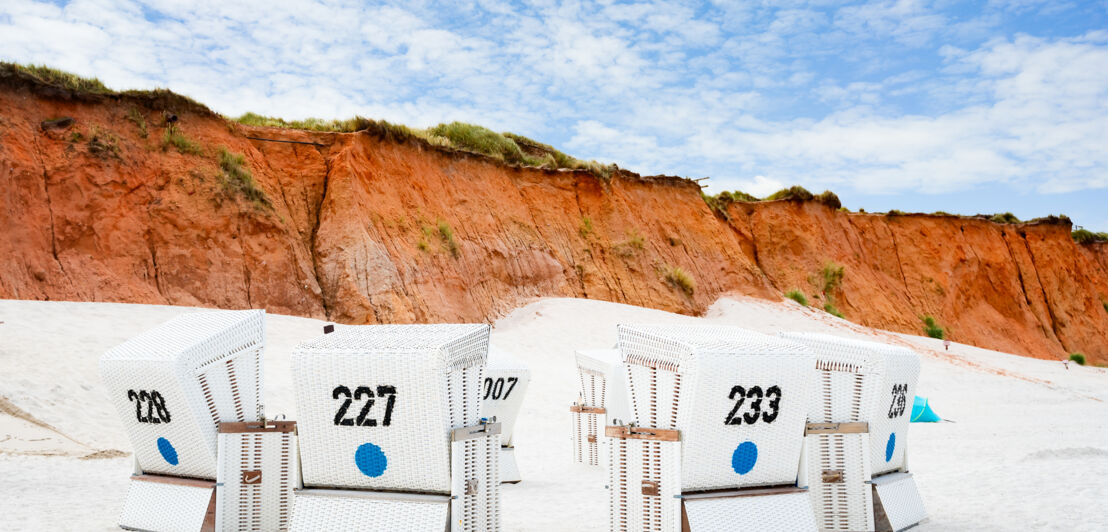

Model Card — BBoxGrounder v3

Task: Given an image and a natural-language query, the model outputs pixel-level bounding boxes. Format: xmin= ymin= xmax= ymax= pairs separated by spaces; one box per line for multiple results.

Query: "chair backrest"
xmin=480 ymin=346 xmax=530 ymax=447
xmin=100 ymin=310 xmax=265 ymax=479
xmin=292 ymin=324 xmax=489 ymax=493
xmin=778 ymin=333 xmax=920 ymax=474
xmin=617 ymin=324 xmax=815 ymax=491
xmin=575 ymin=349 xmax=633 ymax=425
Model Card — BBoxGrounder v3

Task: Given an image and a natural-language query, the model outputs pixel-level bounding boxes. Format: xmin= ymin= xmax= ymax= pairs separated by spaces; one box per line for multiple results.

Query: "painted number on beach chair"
xmin=483 ymin=377 xmax=518 ymax=401
xmin=887 ymin=383 xmax=908 ymax=418
xmin=332 ymin=385 xmax=397 ymax=427
xmin=127 ymin=389 xmax=171 ymax=424
xmin=724 ymin=385 xmax=781 ymax=425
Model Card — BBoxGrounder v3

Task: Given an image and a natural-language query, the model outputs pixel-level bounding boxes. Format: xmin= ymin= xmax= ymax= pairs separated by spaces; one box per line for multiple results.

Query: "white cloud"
xmin=0 ymin=0 xmax=1104 ymax=204
xmin=732 ymin=175 xmax=786 ymax=197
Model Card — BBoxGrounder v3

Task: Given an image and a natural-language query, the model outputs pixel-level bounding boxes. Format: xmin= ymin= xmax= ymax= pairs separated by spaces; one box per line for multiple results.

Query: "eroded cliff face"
xmin=2 ymin=78 xmax=1107 ymax=364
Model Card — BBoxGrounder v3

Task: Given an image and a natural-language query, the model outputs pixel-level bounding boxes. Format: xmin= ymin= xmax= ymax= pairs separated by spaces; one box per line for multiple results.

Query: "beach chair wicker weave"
xmin=573 ymin=349 xmax=634 ymax=466
xmin=118 ymin=475 xmax=216 ymax=532
xmin=292 ymin=324 xmax=488 ymax=492
xmin=607 ymin=325 xmax=818 ymax=531
xmin=871 ymin=472 xmax=927 ymax=531
xmin=617 ymin=325 xmax=816 ymax=491
xmin=480 ymin=347 xmax=530 ymax=482
xmin=778 ymin=332 xmax=884 ymax=531
xmin=289 ymin=490 xmax=450 ymax=531
xmin=100 ymin=310 xmax=265 ymax=480
xmin=607 ymin=431 xmax=682 ymax=531
xmin=289 ymin=324 xmax=500 ymax=531
xmin=215 ymin=421 xmax=297 ymax=531
xmin=682 ymin=490 xmax=818 ymax=531
xmin=781 ymin=332 xmax=925 ymax=531
xmin=780 ymin=333 xmax=920 ymax=473
xmin=451 ymin=424 xmax=501 ymax=530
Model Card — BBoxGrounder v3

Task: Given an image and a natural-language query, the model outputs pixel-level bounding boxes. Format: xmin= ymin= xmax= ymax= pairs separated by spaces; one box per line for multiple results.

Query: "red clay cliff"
xmin=2 ymin=71 xmax=1106 ymax=364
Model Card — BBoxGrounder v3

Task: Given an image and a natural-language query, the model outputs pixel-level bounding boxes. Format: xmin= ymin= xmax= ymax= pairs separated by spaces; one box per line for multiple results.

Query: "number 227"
xmin=332 ymin=385 xmax=396 ymax=427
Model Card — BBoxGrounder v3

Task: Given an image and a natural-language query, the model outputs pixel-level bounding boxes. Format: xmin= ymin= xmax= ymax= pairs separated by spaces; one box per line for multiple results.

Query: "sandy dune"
xmin=1 ymin=296 xmax=1105 ymax=531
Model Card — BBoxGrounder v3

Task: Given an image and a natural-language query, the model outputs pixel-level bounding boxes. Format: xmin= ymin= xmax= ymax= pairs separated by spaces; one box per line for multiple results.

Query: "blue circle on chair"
xmin=355 ymin=443 xmax=388 ymax=477
xmin=731 ymin=441 xmax=758 ymax=474
xmin=885 ymin=433 xmax=896 ymax=462
xmin=157 ymin=437 xmax=178 ymax=466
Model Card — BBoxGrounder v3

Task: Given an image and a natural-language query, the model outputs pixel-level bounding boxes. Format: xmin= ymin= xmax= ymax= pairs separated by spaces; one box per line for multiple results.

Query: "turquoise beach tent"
xmin=911 ymin=396 xmax=941 ymax=422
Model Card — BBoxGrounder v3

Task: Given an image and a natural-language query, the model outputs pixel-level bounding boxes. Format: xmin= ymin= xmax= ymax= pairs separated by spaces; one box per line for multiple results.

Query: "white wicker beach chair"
xmin=480 ymin=346 xmax=530 ymax=483
xmin=101 ymin=310 xmax=265 ymax=532
xmin=216 ymin=421 xmax=297 ymax=531
xmin=609 ymin=325 xmax=819 ymax=532
xmin=572 ymin=349 xmax=633 ymax=466
xmin=289 ymin=324 xmax=500 ymax=532
xmin=101 ymin=309 xmax=265 ymax=479
xmin=780 ymin=332 xmax=925 ymax=532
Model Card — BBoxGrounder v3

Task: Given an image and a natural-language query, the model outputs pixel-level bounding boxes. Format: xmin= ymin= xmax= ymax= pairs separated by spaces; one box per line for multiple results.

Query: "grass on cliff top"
xmin=1072 ymin=229 xmax=1108 ymax=244
xmin=702 ymin=186 xmax=841 ymax=219
xmin=234 ymin=113 xmax=616 ymax=180
xmin=7 ymin=63 xmax=111 ymax=93
xmin=2 ymin=62 xmax=211 ymax=114
xmin=5 ymin=62 xmax=618 ymax=180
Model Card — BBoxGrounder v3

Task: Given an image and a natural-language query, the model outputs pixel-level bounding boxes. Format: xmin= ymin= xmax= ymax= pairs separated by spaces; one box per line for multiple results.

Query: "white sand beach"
xmin=1 ymin=296 xmax=1106 ymax=531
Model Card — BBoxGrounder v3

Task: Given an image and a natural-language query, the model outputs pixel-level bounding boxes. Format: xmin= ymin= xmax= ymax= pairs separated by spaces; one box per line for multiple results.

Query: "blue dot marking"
xmin=355 ymin=443 xmax=388 ymax=477
xmin=157 ymin=437 xmax=178 ymax=466
xmin=885 ymin=433 xmax=896 ymax=462
xmin=731 ymin=441 xmax=758 ymax=475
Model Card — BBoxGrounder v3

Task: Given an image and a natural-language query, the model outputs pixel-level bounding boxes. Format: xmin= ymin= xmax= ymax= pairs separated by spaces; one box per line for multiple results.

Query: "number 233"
xmin=724 ymin=385 xmax=781 ymax=425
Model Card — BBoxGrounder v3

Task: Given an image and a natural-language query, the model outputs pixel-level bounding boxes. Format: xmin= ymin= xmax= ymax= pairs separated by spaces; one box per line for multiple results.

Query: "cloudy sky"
xmin=3 ymin=0 xmax=1107 ymax=230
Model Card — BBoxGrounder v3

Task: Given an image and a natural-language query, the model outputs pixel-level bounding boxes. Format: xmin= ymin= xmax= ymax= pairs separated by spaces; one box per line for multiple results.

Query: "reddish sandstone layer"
xmin=1 ymin=75 xmax=1106 ymax=364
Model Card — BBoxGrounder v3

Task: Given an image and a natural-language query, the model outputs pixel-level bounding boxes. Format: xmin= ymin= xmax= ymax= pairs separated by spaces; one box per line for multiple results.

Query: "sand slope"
xmin=1 ymin=297 xmax=1105 ymax=531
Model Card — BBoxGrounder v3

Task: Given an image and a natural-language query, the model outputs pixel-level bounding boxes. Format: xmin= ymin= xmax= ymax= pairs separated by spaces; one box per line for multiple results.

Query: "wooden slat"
xmin=805 ymin=422 xmax=869 ymax=435
xmin=604 ymin=425 xmax=679 ymax=442
xmin=570 ymin=405 xmax=606 ymax=414
xmin=130 ymin=474 xmax=216 ymax=489
xmin=679 ymin=485 xmax=806 ymax=500
xmin=219 ymin=421 xmax=297 ymax=433
xmin=451 ymin=421 xmax=502 ymax=442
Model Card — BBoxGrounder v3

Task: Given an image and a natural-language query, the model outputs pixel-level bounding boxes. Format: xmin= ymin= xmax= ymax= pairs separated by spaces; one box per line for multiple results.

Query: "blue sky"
xmin=2 ymin=0 xmax=1107 ymax=230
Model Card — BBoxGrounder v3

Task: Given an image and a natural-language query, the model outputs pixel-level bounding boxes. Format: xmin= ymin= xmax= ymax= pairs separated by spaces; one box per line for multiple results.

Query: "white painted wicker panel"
xmin=608 ymin=437 xmax=682 ymax=532
xmin=216 ymin=429 xmax=297 ymax=531
xmin=101 ymin=310 xmax=265 ymax=479
xmin=571 ymin=411 xmax=602 ymax=466
xmin=118 ymin=478 xmax=214 ymax=532
xmin=288 ymin=490 xmax=448 ymax=531
xmin=576 ymin=350 xmax=634 ymax=425
xmin=679 ymin=353 xmax=812 ymax=491
xmin=779 ymin=333 xmax=920 ymax=475
xmin=450 ymin=433 xmax=501 ymax=532
xmin=618 ymin=325 xmax=815 ymax=492
xmin=870 ymin=350 xmax=920 ymax=476
xmin=873 ymin=472 xmax=927 ymax=531
xmin=683 ymin=492 xmax=818 ymax=532
xmin=499 ymin=447 xmax=520 ymax=483
xmin=806 ymin=433 xmax=874 ymax=531
xmin=103 ymin=360 xmax=218 ymax=478
xmin=292 ymin=324 xmax=488 ymax=493
xmin=480 ymin=347 xmax=530 ymax=446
